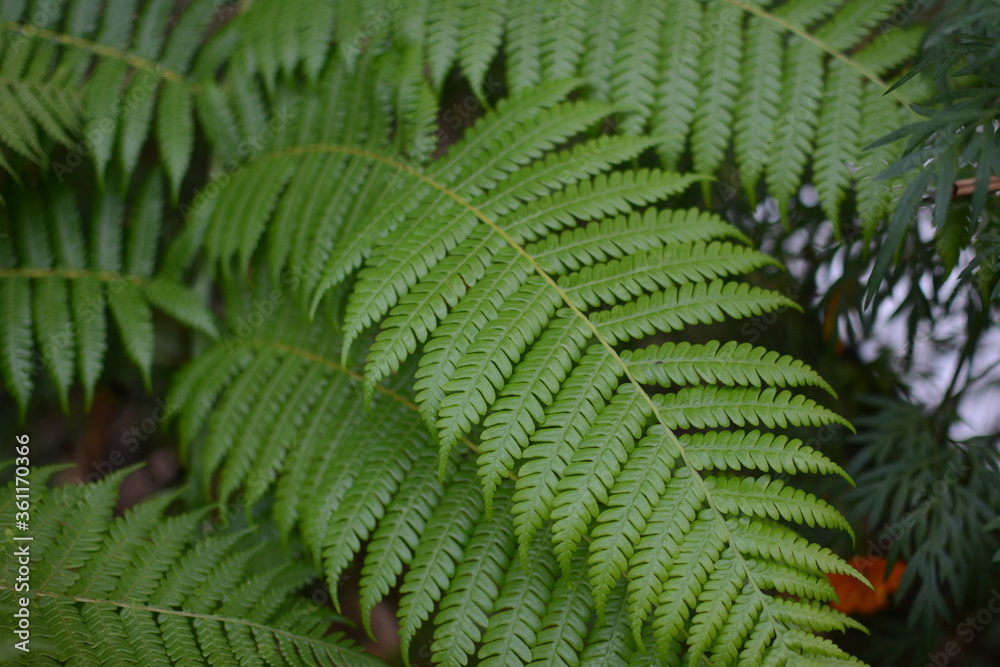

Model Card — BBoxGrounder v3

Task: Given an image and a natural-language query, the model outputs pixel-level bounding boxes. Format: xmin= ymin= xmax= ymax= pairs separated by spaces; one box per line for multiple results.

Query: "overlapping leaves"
xmin=228 ymin=0 xmax=923 ymax=224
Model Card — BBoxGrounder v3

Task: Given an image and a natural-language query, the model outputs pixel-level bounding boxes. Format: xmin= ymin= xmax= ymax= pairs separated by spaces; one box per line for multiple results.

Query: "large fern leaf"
xmin=185 ymin=82 xmax=870 ymax=665
xmin=221 ymin=0 xmax=924 ymax=223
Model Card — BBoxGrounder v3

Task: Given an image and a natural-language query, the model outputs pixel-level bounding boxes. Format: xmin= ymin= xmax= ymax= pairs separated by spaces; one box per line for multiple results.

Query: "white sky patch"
xmin=799 ymin=184 xmax=819 ymax=208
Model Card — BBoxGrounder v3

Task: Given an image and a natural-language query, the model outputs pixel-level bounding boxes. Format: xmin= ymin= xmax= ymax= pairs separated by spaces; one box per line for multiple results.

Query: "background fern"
xmin=0 ymin=0 xmax=229 ymax=197
xmin=844 ymin=397 xmax=1000 ymax=627
xmin=0 ymin=465 xmax=381 ymax=666
xmin=862 ymin=0 xmax=1000 ymax=303
xmin=228 ymin=0 xmax=927 ymax=226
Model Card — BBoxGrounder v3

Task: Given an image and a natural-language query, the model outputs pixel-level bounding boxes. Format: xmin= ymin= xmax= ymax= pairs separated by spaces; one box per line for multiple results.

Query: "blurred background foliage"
xmin=728 ymin=2 xmax=1000 ymax=664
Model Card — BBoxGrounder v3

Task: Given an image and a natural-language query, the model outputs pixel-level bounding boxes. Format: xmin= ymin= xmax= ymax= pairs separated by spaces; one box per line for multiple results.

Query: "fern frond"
xmin=430 ymin=487 xmax=516 ymax=666
xmin=611 ymin=0 xmax=666 ymax=135
xmin=0 ymin=74 xmax=80 ymax=168
xmin=174 ymin=287 xmax=863 ymax=665
xmin=226 ymin=0 xmax=334 ymax=88
xmin=458 ymin=0 xmax=507 ymax=94
xmin=854 ymin=80 xmax=909 ymax=232
xmin=477 ymin=313 xmax=590 ymax=510
xmin=707 ymin=475 xmax=854 ymax=536
xmin=513 ymin=345 xmax=624 ymax=557
xmin=359 ymin=449 xmax=448 ymax=638
xmin=561 ymin=242 xmax=779 ymax=308
xmin=579 ymin=0 xmax=625 ymax=103
xmin=506 ymin=0 xmax=545 ymax=94
xmin=592 ymin=281 xmax=795 ymax=345
xmin=478 ymin=531 xmax=558 ymax=666
xmin=581 ymin=582 xmax=635 ymax=665
xmin=550 ymin=385 xmax=652 ymax=572
xmin=691 ymin=0 xmax=743 ymax=183
xmin=538 ymin=0 xmax=585 ymax=83
xmin=0 ymin=466 xmax=383 ymax=667
xmin=622 ymin=340 xmax=835 ymax=394
xmin=204 ymin=52 xmax=396 ymax=293
xmin=530 ymin=545 xmax=596 ymax=667
xmin=814 ymin=60 xmax=862 ymax=222
xmin=681 ymin=430 xmax=851 ymax=481
xmin=426 ymin=0 xmax=464 ymax=89
xmin=398 ymin=462 xmax=484 ymax=662
xmin=651 ymin=0 xmax=702 ymax=169
xmin=734 ymin=14 xmax=783 ymax=196
xmin=321 ymin=409 xmax=426 ymax=602
xmin=651 ymin=385 xmax=851 ymax=430
xmin=339 ymin=96 xmax=618 ymax=350
xmin=588 ymin=429 xmax=677 ymax=617
xmin=0 ymin=175 xmax=216 ymax=415
xmin=765 ymin=38 xmax=823 ymax=217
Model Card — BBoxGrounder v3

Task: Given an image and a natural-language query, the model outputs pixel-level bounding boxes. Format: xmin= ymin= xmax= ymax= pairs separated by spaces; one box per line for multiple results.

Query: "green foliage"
xmin=865 ymin=0 xmax=1000 ymax=303
xmin=177 ymin=73 xmax=874 ymax=660
xmin=0 ymin=1 xmax=948 ymax=665
xmin=0 ymin=466 xmax=381 ymax=666
xmin=988 ymin=514 xmax=1000 ymax=562
xmin=0 ymin=172 xmax=216 ymax=417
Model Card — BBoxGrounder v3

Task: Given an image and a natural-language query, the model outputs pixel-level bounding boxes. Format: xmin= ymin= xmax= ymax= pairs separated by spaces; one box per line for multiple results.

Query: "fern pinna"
xmin=0 ymin=465 xmax=380 ymax=666
xmin=0 ymin=173 xmax=217 ymax=418
xmin=179 ymin=68 xmax=871 ymax=665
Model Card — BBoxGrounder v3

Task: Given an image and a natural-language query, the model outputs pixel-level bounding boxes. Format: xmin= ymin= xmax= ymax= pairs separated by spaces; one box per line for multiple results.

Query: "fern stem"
xmin=1 ymin=21 xmax=191 ymax=87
